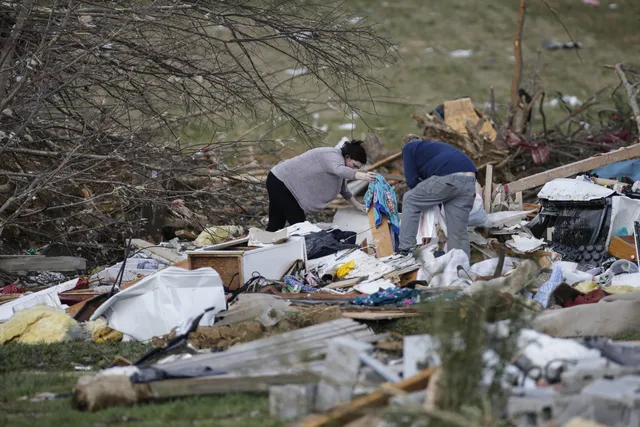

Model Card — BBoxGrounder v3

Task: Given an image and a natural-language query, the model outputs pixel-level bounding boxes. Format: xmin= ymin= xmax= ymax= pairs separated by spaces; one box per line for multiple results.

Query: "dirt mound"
xmin=155 ymin=306 xmax=344 ymax=350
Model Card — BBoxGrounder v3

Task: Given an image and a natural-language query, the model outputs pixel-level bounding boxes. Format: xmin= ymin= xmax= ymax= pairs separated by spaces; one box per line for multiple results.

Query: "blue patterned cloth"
xmin=283 ymin=275 xmax=317 ymax=293
xmin=353 ymin=287 xmax=463 ymax=306
xmin=364 ymin=175 xmax=401 ymax=251
xmin=353 ymin=287 xmax=419 ymax=306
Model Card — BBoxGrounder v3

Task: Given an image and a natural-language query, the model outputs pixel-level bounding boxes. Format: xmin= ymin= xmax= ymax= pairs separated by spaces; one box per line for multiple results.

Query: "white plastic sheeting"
xmin=468 ymin=257 xmax=521 ymax=279
xmin=0 ymin=278 xmax=78 ymax=322
xmin=537 ymin=178 xmax=615 ymax=201
xmin=606 ymin=195 xmax=640 ymax=248
xmin=517 ymin=329 xmax=603 ymax=367
xmin=90 ymin=267 xmax=226 ymax=342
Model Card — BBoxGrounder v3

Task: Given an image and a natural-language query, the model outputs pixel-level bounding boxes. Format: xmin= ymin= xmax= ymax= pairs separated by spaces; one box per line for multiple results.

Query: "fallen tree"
xmin=0 ymin=0 xmax=392 ymax=259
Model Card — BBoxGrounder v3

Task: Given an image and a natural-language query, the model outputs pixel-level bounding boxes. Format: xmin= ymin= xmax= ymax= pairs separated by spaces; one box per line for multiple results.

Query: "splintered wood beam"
xmin=301 ymin=368 xmax=436 ymax=427
xmin=502 ymin=143 xmax=640 ymax=195
xmin=365 ymin=151 xmax=402 ymax=172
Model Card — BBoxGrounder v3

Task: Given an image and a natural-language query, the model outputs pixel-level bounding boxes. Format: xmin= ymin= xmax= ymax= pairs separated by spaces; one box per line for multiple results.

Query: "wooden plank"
xmin=188 ymin=253 xmax=242 ymax=289
xmin=324 ymin=277 xmax=364 ymax=290
xmin=484 ymin=165 xmax=493 ymax=214
xmin=0 ymin=294 xmax=21 ymax=304
xmin=503 ymin=143 xmax=640 ymax=195
xmin=148 ymin=372 xmax=318 ymax=399
xmin=341 ymin=311 xmax=419 ymax=320
xmin=564 ymin=418 xmax=608 ymax=427
xmin=379 ymin=173 xmax=405 ymax=182
xmin=271 ymin=292 xmax=355 ymax=301
xmin=300 ymin=368 xmax=436 ymax=427
xmin=0 ymin=256 xmax=86 ymax=273
xmin=365 ymin=152 xmax=402 ymax=172
xmin=591 ymin=177 xmax=630 ymax=187
xmin=608 ymin=235 xmax=637 ymax=261
xmin=382 ymin=266 xmax=420 ymax=286
xmin=399 ymin=269 xmax=419 ymax=287
xmin=368 ymin=208 xmax=394 ymax=258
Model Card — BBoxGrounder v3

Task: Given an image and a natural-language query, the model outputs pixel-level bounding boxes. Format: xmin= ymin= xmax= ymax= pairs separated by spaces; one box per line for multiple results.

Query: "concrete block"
xmin=553 ymin=394 xmax=640 ymax=427
xmin=269 ymin=384 xmax=316 ymax=421
xmin=403 ymin=335 xmax=440 ymax=379
xmin=315 ymin=337 xmax=372 ymax=412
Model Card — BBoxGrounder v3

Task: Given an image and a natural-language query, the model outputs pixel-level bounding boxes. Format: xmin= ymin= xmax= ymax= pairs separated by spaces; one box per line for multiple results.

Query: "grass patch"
xmin=0 ymin=342 xmax=152 ymax=373
xmin=0 ymin=371 xmax=276 ymax=427
xmin=185 ymin=0 xmax=640 ymax=155
xmin=0 ymin=342 xmax=279 ymax=427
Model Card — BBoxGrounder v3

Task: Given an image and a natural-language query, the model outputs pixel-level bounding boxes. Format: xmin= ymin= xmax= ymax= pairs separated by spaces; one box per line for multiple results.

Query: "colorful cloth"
xmin=283 ymin=275 xmax=317 ymax=293
xmin=364 ymin=175 xmax=401 ymax=250
xmin=353 ymin=287 xmax=463 ymax=306
xmin=564 ymin=289 xmax=609 ymax=308
xmin=353 ymin=287 xmax=419 ymax=306
xmin=505 ymin=130 xmax=550 ymax=166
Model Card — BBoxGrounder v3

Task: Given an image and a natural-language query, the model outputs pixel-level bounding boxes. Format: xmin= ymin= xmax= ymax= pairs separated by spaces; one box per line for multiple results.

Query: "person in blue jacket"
xmin=399 ymin=137 xmax=477 ymax=258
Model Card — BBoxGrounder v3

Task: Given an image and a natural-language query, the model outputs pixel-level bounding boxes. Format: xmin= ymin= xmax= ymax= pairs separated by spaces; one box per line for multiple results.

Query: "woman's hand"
xmin=355 ymin=171 xmax=378 ymax=182
xmin=347 ymin=197 xmax=367 ymax=213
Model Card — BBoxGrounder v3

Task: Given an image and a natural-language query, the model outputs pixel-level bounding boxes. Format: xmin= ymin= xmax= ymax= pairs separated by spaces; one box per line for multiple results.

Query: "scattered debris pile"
xmin=409 ymin=64 xmax=640 ymax=187
xmin=2 ymin=138 xmax=640 ymax=427
xmin=2 ymin=66 xmax=640 ymax=425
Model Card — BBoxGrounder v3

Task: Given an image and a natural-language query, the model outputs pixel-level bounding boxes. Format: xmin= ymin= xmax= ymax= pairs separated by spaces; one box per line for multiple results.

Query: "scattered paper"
xmin=354 ymin=279 xmax=396 ymax=295
xmin=549 ymin=95 xmax=581 ymax=107
xmin=284 ymin=67 xmax=309 ymax=77
xmin=506 ymin=234 xmax=546 ymax=254
xmin=449 ymin=49 xmax=473 ymax=58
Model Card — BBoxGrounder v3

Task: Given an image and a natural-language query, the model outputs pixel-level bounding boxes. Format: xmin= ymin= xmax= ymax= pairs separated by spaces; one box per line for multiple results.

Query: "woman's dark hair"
xmin=341 ymin=139 xmax=367 ymax=164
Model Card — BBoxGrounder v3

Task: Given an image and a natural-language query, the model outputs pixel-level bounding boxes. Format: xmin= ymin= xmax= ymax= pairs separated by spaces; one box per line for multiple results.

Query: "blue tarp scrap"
xmin=353 ymin=287 xmax=421 ymax=306
xmin=352 ymin=288 xmax=463 ymax=306
xmin=592 ymin=159 xmax=640 ymax=182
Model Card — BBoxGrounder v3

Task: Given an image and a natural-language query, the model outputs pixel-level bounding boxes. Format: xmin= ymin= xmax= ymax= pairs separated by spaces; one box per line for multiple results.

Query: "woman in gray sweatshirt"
xmin=266 ymin=140 xmax=377 ymax=232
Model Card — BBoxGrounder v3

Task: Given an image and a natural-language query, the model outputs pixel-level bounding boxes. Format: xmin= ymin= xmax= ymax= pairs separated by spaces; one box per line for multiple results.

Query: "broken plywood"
xmin=444 ymin=98 xmax=497 ymax=141
xmin=368 ymin=208 xmax=393 ymax=258
xmin=608 ymin=235 xmax=637 ymax=261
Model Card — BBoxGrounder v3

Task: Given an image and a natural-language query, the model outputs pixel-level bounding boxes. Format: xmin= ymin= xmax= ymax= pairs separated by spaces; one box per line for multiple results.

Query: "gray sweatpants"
xmin=399 ymin=173 xmax=476 ymax=258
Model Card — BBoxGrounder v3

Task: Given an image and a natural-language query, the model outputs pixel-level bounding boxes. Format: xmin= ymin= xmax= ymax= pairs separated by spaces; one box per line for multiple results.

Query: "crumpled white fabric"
xmin=416 ymin=246 xmax=471 ymax=287
xmin=416 ymin=193 xmax=487 ymax=244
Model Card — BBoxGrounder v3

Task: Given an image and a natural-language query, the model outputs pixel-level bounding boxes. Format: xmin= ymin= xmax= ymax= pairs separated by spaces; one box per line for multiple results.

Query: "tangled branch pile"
xmin=0 ymin=0 xmax=392 ymax=259
xmin=410 ymin=64 xmax=640 ymax=187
